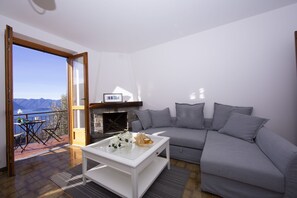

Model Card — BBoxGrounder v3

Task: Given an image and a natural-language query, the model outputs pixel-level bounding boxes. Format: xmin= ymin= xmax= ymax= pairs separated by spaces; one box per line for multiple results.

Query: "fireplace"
xmin=103 ymin=112 xmax=127 ymax=133
xmin=89 ymin=101 xmax=143 ymax=143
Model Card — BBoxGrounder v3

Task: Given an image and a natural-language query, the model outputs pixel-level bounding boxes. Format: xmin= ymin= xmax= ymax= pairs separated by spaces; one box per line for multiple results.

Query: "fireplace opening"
xmin=103 ymin=112 xmax=128 ymax=133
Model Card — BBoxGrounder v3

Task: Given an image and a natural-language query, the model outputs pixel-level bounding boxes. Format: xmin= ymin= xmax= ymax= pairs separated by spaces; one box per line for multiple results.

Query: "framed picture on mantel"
xmin=103 ymin=93 xmax=123 ymax=103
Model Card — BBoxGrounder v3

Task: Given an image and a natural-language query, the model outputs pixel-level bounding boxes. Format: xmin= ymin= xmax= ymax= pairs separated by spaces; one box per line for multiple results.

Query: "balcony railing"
xmin=13 ymin=110 xmax=68 ymax=141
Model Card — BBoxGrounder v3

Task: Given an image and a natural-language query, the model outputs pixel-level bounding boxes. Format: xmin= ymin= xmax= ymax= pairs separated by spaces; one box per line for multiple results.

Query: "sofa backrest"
xmin=204 ymin=118 xmax=213 ymax=130
xmin=256 ymin=127 xmax=297 ymax=197
xmin=133 ymin=116 xmax=213 ymax=131
xmin=172 ymin=117 xmax=212 ymax=129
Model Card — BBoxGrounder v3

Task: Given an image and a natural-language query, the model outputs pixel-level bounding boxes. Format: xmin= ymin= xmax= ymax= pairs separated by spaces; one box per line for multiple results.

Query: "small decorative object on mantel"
xmin=108 ymin=129 xmax=133 ymax=149
xmin=103 ymin=93 xmax=123 ymax=103
xmin=134 ymin=133 xmax=154 ymax=146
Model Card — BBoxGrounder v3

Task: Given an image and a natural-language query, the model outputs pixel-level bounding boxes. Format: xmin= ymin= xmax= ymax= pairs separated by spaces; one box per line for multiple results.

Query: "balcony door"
xmin=68 ymin=53 xmax=90 ymax=146
xmin=5 ymin=25 xmax=90 ymax=176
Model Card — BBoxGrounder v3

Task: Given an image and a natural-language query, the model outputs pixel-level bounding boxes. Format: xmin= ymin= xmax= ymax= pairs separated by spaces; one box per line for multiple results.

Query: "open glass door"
xmin=68 ymin=53 xmax=90 ymax=146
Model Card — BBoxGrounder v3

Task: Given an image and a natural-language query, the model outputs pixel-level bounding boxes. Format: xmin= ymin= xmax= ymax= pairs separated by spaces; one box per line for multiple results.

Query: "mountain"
xmin=13 ymin=98 xmax=61 ymax=112
xmin=13 ymin=101 xmax=24 ymax=110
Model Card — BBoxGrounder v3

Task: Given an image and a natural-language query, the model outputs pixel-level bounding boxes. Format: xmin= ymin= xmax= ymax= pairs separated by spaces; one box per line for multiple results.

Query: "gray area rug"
xmin=51 ymin=160 xmax=190 ymax=198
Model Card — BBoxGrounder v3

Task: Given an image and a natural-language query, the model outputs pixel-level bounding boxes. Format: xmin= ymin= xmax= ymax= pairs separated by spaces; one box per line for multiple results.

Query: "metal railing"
xmin=13 ymin=110 xmax=68 ymax=141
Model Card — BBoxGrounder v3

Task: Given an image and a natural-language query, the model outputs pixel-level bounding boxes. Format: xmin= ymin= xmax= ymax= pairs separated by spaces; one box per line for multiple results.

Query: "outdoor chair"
xmin=43 ymin=116 xmax=63 ymax=143
xmin=14 ymin=132 xmax=25 ymax=152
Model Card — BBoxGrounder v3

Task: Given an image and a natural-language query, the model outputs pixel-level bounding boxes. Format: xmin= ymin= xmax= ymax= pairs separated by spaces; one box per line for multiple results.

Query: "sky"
xmin=13 ymin=45 xmax=67 ymax=100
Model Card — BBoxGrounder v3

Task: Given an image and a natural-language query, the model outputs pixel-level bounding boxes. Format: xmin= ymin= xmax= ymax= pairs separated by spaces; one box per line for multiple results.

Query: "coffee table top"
xmin=82 ymin=133 xmax=169 ymax=167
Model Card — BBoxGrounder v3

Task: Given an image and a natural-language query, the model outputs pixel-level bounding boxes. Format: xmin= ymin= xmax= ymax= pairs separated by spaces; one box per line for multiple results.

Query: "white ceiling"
xmin=1 ymin=0 xmax=297 ymax=53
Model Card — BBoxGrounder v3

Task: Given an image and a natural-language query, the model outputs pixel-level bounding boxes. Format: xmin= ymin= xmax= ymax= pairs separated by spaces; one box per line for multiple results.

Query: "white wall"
xmin=0 ymin=15 xmax=136 ymax=168
xmin=91 ymin=52 xmax=138 ymax=102
xmin=131 ymin=4 xmax=297 ymax=144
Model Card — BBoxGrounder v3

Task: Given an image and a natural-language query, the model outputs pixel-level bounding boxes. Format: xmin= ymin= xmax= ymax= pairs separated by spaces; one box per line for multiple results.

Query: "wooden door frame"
xmin=5 ymin=25 xmax=14 ymax=176
xmin=13 ymin=37 xmax=72 ymax=57
xmin=4 ymin=28 xmax=89 ymax=176
xmin=67 ymin=53 xmax=90 ymax=146
xmin=67 ymin=58 xmax=74 ymax=145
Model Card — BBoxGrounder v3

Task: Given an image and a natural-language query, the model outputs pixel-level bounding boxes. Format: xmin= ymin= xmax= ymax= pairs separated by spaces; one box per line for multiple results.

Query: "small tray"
xmin=135 ymin=140 xmax=154 ymax=147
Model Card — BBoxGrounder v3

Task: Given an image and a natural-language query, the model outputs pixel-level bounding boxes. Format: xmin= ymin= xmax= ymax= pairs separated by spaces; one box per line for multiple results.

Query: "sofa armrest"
xmin=256 ymin=127 xmax=297 ymax=197
xmin=131 ymin=120 xmax=143 ymax=132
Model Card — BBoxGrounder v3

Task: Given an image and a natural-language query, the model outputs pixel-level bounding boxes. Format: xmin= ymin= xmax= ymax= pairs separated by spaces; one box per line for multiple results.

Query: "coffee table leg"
xmin=82 ymin=153 xmax=87 ymax=185
xmin=131 ymin=169 xmax=138 ymax=198
xmin=166 ymin=141 xmax=170 ymax=169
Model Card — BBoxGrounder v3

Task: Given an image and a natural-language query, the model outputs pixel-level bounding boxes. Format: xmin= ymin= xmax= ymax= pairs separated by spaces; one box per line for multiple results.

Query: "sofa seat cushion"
xmin=201 ymin=131 xmax=284 ymax=193
xmin=141 ymin=127 xmax=207 ymax=150
xmin=169 ymin=145 xmax=202 ymax=164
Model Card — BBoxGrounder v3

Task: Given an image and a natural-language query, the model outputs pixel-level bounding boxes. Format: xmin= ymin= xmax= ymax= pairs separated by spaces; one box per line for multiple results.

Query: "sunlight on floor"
xmin=14 ymin=134 xmax=69 ymax=161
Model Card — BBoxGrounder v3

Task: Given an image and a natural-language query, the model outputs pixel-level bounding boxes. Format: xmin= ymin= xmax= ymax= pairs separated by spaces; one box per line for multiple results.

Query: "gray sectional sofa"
xmin=131 ymin=102 xmax=297 ymax=198
xmin=132 ymin=103 xmax=207 ymax=164
xmin=132 ymin=117 xmax=209 ymax=164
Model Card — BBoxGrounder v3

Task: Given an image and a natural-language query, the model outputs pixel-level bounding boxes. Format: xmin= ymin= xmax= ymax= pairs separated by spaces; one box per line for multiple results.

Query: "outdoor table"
xmin=14 ymin=120 xmax=46 ymax=152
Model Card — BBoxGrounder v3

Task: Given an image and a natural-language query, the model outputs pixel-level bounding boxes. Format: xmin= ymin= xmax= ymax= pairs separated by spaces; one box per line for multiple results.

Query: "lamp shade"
xmin=32 ymin=0 xmax=56 ymax=11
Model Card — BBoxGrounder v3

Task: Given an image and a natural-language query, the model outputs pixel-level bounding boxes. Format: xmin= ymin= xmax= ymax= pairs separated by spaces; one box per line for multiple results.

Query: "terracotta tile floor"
xmin=1 ymin=145 xmax=218 ymax=198
xmin=1 ymin=146 xmax=81 ymax=198
xmin=15 ymin=135 xmax=69 ymax=161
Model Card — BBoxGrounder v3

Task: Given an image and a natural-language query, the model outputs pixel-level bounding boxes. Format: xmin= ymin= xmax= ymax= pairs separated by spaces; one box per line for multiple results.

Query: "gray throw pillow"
xmin=176 ymin=103 xmax=205 ymax=129
xmin=150 ymin=108 xmax=172 ymax=128
xmin=219 ymin=113 xmax=268 ymax=143
xmin=134 ymin=109 xmax=152 ymax=130
xmin=212 ymin=103 xmax=253 ymax=131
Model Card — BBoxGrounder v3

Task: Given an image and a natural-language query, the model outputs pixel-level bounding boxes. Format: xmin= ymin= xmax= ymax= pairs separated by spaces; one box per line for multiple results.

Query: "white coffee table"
xmin=81 ymin=133 xmax=170 ymax=198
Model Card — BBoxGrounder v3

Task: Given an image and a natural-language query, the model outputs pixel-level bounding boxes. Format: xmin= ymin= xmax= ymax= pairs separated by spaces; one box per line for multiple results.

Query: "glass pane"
xmin=72 ymin=57 xmax=85 ymax=106
xmin=73 ymin=110 xmax=85 ymax=128
xmin=93 ymin=135 xmax=163 ymax=160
